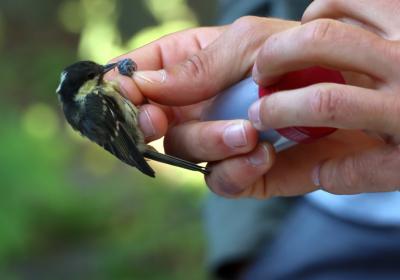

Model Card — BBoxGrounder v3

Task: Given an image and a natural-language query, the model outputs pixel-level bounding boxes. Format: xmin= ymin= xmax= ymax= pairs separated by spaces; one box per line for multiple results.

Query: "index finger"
xmin=252 ymin=19 xmax=391 ymax=87
xmin=109 ymin=26 xmax=225 ymax=71
xmin=132 ymin=18 xmax=299 ymax=106
xmin=303 ymin=0 xmax=400 ymax=40
xmin=105 ymin=26 xmax=225 ymax=104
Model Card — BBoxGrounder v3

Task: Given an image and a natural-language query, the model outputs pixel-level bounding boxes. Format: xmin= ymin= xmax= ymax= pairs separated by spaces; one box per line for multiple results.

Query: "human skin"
xmin=106 ymin=16 xmax=379 ymax=198
xmin=251 ymin=0 xmax=400 ymax=195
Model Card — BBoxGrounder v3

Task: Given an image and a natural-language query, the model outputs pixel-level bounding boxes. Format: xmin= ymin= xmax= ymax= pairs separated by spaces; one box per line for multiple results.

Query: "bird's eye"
xmin=87 ymin=72 xmax=96 ymax=79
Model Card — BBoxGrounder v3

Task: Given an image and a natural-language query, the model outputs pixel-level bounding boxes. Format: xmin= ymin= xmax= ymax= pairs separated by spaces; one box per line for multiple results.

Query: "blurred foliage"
xmin=0 ymin=0 xmax=215 ymax=279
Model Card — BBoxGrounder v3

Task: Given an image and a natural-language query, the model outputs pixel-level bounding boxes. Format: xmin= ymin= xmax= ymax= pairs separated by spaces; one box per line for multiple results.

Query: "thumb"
xmin=133 ymin=17 xmax=298 ymax=106
xmin=313 ymin=145 xmax=400 ymax=194
xmin=132 ymin=42 xmax=250 ymax=106
xmin=133 ymin=52 xmax=234 ymax=106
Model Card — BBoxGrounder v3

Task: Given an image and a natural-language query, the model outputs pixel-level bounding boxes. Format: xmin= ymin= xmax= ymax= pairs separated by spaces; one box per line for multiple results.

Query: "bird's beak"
xmin=103 ymin=62 xmax=118 ymax=73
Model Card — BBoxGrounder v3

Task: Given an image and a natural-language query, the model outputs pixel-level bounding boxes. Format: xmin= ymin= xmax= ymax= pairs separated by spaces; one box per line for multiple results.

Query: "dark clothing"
xmin=217 ymin=0 xmax=311 ymax=24
xmin=243 ymin=200 xmax=400 ymax=280
xmin=205 ymin=1 xmax=400 ymax=279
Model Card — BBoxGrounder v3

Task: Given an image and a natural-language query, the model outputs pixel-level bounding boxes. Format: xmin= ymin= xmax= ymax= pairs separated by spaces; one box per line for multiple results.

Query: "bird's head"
xmin=56 ymin=60 xmax=118 ymax=102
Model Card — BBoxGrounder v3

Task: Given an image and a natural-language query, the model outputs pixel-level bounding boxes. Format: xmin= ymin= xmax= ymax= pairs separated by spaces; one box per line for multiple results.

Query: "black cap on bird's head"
xmin=56 ymin=60 xmax=118 ymax=101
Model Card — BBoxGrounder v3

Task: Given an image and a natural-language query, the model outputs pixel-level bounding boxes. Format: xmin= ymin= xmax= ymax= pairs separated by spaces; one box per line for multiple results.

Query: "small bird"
xmin=56 ymin=59 xmax=209 ymax=177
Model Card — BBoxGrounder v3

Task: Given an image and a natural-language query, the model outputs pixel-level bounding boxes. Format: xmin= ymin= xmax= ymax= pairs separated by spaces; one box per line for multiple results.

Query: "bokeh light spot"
xmin=127 ymin=20 xmax=197 ymax=49
xmin=22 ymin=103 xmax=59 ymax=140
xmin=149 ymin=139 xmax=205 ymax=189
xmin=58 ymin=0 xmax=84 ymax=33
xmin=144 ymin=0 xmax=197 ymax=23
xmin=78 ymin=0 xmax=122 ymax=62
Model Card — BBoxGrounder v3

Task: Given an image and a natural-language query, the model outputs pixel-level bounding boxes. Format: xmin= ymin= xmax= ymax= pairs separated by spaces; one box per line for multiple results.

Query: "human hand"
xmin=251 ymin=0 xmax=400 ymax=194
xmin=107 ymin=17 xmax=301 ymax=197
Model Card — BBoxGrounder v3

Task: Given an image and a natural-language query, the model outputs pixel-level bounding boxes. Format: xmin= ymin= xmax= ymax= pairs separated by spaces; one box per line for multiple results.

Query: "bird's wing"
xmin=79 ymin=92 xmax=155 ymax=177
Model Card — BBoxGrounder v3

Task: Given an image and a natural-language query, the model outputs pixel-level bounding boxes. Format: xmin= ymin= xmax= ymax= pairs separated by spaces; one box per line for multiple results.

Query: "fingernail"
xmin=248 ymin=144 xmax=269 ymax=166
xmin=251 ymin=63 xmax=261 ymax=84
xmin=138 ymin=108 xmax=156 ymax=138
xmin=248 ymin=100 xmax=264 ymax=130
xmin=134 ymin=70 xmax=167 ymax=84
xmin=223 ymin=121 xmax=247 ymax=148
xmin=311 ymin=164 xmax=321 ymax=186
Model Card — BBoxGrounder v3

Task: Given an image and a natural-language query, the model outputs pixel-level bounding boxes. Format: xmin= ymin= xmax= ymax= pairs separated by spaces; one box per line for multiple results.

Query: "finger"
xmin=133 ymin=17 xmax=298 ymax=106
xmin=168 ymin=100 xmax=211 ymax=123
xmin=248 ymin=83 xmax=400 ymax=136
xmin=253 ymin=19 xmax=392 ymax=86
xmin=137 ymin=101 xmax=206 ymax=131
xmin=111 ymin=75 xmax=144 ymax=105
xmin=205 ymin=143 xmax=275 ymax=198
xmin=109 ymin=27 xmax=225 ymax=72
xmin=164 ymin=120 xmax=259 ymax=162
xmin=303 ymin=0 xmax=400 ymax=40
xmin=137 ymin=104 xmax=168 ymax=142
xmin=105 ymin=27 xmax=225 ymax=105
xmin=254 ymin=130 xmax=380 ymax=198
xmin=313 ymin=144 xmax=400 ymax=194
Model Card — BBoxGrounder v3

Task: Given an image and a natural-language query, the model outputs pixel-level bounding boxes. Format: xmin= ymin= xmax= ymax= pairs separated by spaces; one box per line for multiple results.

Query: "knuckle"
xmin=259 ymin=34 xmax=279 ymax=62
xmin=302 ymin=19 xmax=337 ymax=47
xmin=182 ymin=53 xmax=209 ymax=81
xmin=339 ymin=157 xmax=362 ymax=192
xmin=245 ymin=179 xmax=270 ymax=199
xmin=231 ymin=16 xmax=268 ymax=55
xmin=232 ymin=16 xmax=260 ymax=32
xmin=309 ymin=86 xmax=342 ymax=123
xmin=197 ymin=124 xmax=227 ymax=158
xmin=259 ymin=95 xmax=278 ymax=125
xmin=197 ymin=127 xmax=216 ymax=156
xmin=232 ymin=16 xmax=290 ymax=58
xmin=316 ymin=0 xmax=340 ymax=11
xmin=322 ymin=158 xmax=359 ymax=194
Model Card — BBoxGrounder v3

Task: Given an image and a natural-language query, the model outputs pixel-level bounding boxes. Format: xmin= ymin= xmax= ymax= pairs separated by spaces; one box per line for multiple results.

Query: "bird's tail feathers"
xmin=143 ymin=149 xmax=210 ymax=175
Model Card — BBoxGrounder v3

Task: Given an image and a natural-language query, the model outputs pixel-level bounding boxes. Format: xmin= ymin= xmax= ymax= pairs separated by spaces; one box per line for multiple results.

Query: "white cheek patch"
xmin=56 ymin=71 xmax=68 ymax=93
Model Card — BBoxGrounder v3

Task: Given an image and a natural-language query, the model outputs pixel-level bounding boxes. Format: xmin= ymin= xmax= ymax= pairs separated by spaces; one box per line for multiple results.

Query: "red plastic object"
xmin=258 ymin=67 xmax=345 ymax=143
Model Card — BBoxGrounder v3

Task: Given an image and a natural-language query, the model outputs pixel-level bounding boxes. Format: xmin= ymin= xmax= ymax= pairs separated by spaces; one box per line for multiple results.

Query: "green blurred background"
xmin=0 ymin=0 xmax=215 ymax=279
